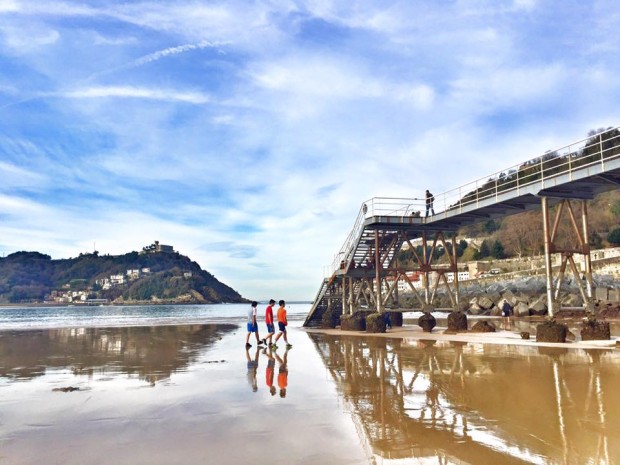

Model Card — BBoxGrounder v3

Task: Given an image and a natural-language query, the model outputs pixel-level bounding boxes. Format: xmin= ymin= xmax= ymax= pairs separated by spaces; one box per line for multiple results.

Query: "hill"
xmin=0 ymin=247 xmax=247 ymax=305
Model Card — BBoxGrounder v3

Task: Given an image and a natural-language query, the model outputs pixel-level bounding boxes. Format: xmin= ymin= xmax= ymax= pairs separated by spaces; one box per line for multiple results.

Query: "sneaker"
xmin=258 ymin=339 xmax=264 ymax=345
xmin=286 ymin=343 xmax=293 ymax=348
xmin=271 ymin=344 xmax=278 ymax=349
xmin=245 ymin=343 xmax=252 ymax=348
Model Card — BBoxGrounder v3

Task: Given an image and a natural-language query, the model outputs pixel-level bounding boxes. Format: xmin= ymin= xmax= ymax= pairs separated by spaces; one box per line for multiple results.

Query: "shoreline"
xmin=304 ymin=320 xmax=620 ymax=350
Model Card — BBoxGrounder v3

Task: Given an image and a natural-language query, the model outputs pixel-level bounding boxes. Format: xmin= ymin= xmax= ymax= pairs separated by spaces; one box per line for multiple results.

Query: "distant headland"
xmin=0 ymin=241 xmax=248 ymax=306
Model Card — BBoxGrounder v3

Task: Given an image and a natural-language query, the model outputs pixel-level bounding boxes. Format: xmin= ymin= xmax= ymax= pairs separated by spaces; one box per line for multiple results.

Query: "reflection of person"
xmin=246 ymin=346 xmax=260 ymax=392
xmin=264 ymin=299 xmax=276 ymax=347
xmin=264 ymin=347 xmax=276 ymax=396
xmin=273 ymin=300 xmax=292 ymax=349
xmin=425 ymin=190 xmax=435 ymax=217
xmin=275 ymin=348 xmax=289 ymax=398
xmin=246 ymin=301 xmax=262 ymax=348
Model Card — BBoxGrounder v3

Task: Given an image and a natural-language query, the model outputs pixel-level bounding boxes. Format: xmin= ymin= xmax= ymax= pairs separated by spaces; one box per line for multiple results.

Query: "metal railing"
xmin=325 ymin=126 xmax=620 ymax=277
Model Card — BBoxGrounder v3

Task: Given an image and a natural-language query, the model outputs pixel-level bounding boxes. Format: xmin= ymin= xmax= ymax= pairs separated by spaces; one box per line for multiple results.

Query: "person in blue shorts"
xmin=245 ymin=301 xmax=262 ymax=348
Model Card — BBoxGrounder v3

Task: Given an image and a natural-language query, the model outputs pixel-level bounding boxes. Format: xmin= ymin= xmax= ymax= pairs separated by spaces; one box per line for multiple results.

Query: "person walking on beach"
xmin=246 ymin=301 xmax=262 ymax=348
xmin=264 ymin=299 xmax=276 ymax=347
xmin=275 ymin=347 xmax=289 ymax=398
xmin=273 ymin=299 xmax=292 ymax=349
xmin=425 ymin=189 xmax=435 ymax=217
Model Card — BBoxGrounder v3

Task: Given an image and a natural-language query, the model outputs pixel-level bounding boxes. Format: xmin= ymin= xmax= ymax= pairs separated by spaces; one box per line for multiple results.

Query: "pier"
xmin=304 ymin=127 xmax=620 ymax=327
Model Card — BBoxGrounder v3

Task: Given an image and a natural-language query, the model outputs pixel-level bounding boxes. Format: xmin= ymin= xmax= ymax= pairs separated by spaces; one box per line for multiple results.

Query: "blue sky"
xmin=1 ymin=0 xmax=619 ymax=301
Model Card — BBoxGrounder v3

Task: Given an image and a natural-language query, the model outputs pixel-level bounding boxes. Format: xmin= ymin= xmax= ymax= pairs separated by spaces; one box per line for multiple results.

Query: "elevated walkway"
xmin=304 ymin=126 xmax=620 ymax=327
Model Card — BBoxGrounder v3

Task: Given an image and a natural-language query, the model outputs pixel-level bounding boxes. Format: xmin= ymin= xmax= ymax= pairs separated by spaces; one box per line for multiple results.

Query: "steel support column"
xmin=541 ymin=196 xmax=556 ymax=316
xmin=580 ymin=200 xmax=594 ymax=299
xmin=374 ymin=229 xmax=383 ymax=313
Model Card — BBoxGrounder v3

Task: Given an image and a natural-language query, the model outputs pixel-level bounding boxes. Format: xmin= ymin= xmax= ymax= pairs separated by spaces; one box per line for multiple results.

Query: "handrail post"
xmin=600 ymin=133 xmax=605 ymax=171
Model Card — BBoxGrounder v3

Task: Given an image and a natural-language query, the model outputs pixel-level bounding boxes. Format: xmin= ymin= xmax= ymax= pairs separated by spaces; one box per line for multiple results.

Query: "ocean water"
xmin=0 ymin=302 xmax=311 ymax=331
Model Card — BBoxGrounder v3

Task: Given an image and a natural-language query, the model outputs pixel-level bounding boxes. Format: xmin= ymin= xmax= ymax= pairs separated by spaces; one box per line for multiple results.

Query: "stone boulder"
xmin=321 ymin=307 xmax=341 ymax=328
xmin=468 ymin=303 xmax=484 ymax=316
xmin=560 ymin=293 xmax=582 ymax=307
xmin=418 ymin=313 xmax=436 ymax=333
xmin=388 ymin=311 xmax=403 ymax=327
xmin=475 ymin=295 xmax=494 ymax=310
xmin=536 ymin=320 xmax=568 ymax=343
xmin=447 ymin=311 xmax=468 ymax=332
xmin=514 ymin=301 xmax=531 ymax=317
xmin=580 ymin=319 xmax=611 ymax=341
xmin=529 ymin=299 xmax=548 ymax=316
xmin=501 ymin=289 xmax=517 ymax=307
xmin=366 ymin=313 xmax=387 ymax=333
xmin=470 ymin=321 xmax=496 ymax=333
xmin=490 ymin=306 xmax=502 ymax=317
xmin=341 ymin=311 xmax=367 ymax=331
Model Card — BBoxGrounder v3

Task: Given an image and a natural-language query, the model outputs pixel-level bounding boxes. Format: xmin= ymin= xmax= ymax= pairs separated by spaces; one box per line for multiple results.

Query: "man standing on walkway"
xmin=425 ymin=189 xmax=435 ymax=217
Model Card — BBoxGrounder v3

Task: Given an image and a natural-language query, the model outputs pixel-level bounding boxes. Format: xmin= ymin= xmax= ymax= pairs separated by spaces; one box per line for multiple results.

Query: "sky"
xmin=1 ymin=0 xmax=619 ymax=301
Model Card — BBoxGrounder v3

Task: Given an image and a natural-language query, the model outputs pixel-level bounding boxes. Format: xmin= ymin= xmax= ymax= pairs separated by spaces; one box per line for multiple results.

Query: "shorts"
xmin=266 ymin=323 xmax=275 ymax=333
xmin=278 ymin=322 xmax=287 ymax=332
xmin=247 ymin=322 xmax=258 ymax=332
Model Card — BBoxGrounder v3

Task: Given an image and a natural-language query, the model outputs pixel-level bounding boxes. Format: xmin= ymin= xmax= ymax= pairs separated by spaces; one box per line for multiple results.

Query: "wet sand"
xmin=1 ymin=320 xmax=619 ymax=464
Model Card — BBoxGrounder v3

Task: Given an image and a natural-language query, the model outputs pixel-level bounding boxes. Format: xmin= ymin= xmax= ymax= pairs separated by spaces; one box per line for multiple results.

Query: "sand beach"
xmin=1 ymin=314 xmax=619 ymax=464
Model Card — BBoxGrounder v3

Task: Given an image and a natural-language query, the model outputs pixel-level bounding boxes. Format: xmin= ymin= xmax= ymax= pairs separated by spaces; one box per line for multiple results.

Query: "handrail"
xmin=325 ymin=126 xmax=620 ymax=276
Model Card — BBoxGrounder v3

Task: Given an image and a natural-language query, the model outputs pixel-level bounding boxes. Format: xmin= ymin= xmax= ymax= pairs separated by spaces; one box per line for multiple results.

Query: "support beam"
xmin=541 ymin=196 xmax=556 ymax=316
xmin=375 ymin=229 xmax=383 ymax=313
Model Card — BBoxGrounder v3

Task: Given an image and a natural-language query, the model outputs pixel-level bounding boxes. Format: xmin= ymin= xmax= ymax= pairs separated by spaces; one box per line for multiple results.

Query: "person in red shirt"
xmin=273 ymin=299 xmax=292 ymax=349
xmin=265 ymin=299 xmax=276 ymax=347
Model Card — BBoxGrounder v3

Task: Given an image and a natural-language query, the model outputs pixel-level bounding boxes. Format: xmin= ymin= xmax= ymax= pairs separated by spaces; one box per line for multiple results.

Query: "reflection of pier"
xmin=308 ymin=333 xmax=619 ymax=464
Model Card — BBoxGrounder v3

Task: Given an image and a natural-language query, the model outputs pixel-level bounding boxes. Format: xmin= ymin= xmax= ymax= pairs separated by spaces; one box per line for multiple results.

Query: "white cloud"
xmin=0 ymin=0 xmax=19 ymax=13
xmin=1 ymin=24 xmax=59 ymax=51
xmin=63 ymin=86 xmax=211 ymax=104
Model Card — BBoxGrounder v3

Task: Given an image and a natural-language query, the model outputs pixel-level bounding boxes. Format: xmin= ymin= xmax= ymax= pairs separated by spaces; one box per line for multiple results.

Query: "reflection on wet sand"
xmin=0 ymin=324 xmax=236 ymax=385
xmin=308 ymin=333 xmax=620 ymax=464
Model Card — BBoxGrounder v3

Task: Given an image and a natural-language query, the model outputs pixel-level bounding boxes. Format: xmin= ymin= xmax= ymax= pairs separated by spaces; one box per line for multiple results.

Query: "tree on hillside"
xmin=497 ymin=212 xmax=543 ymax=258
xmin=607 ymin=228 xmax=620 ymax=246
xmin=491 ymin=240 xmax=506 ymax=259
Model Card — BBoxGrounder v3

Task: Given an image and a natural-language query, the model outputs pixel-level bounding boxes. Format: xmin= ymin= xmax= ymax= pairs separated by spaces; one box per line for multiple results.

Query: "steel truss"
xmin=541 ymin=197 xmax=594 ymax=316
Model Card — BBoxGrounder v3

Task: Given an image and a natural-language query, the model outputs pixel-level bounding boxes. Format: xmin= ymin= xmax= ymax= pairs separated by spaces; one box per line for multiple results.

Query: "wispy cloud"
xmin=63 ymin=86 xmax=211 ymax=104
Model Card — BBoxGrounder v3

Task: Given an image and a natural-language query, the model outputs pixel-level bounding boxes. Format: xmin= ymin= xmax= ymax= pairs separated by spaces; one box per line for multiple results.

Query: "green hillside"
xmin=0 ymin=249 xmax=247 ymax=305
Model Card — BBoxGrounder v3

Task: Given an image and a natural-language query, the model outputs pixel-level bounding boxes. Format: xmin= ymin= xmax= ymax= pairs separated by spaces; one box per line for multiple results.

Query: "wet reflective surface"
xmin=1 ymin=322 xmax=619 ymax=464
xmin=308 ymin=333 xmax=620 ymax=464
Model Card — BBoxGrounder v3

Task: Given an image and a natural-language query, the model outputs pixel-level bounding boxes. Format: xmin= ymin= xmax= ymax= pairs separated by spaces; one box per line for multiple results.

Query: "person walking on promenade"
xmin=273 ymin=299 xmax=292 ymax=349
xmin=264 ymin=299 xmax=276 ymax=347
xmin=246 ymin=301 xmax=262 ymax=348
xmin=425 ymin=189 xmax=435 ymax=217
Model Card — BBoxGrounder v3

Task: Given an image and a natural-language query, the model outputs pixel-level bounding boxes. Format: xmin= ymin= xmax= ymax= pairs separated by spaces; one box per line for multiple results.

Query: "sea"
xmin=0 ymin=302 xmax=311 ymax=331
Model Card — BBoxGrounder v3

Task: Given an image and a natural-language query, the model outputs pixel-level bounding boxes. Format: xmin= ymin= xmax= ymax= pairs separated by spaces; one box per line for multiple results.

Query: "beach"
xmin=1 ymin=307 xmax=619 ymax=464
